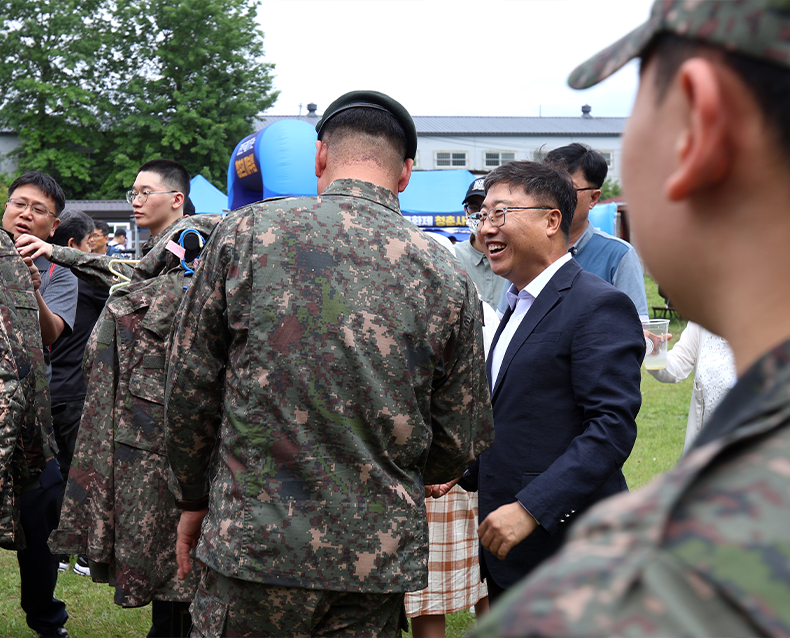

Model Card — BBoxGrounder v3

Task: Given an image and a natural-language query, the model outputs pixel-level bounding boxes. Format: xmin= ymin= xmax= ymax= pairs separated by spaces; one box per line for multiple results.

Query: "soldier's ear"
xmin=315 ymin=141 xmax=329 ymax=178
xmin=665 ymin=58 xmax=730 ymax=202
xmin=397 ymin=158 xmax=414 ymax=193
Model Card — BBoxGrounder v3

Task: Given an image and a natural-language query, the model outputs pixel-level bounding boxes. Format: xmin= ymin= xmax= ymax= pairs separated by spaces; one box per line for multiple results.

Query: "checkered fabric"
xmin=405 ymin=485 xmax=488 ymax=617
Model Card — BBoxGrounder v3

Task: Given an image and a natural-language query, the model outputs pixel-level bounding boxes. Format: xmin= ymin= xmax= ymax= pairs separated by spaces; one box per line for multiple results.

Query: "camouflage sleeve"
xmin=423 ymin=275 xmax=495 ymax=486
xmin=50 ymin=244 xmax=135 ymax=291
xmin=164 ymin=216 xmax=237 ymax=502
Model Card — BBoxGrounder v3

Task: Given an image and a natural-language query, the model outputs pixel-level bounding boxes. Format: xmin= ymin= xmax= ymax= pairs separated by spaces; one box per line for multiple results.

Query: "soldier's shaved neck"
xmin=323 ymin=130 xmax=404 ymax=177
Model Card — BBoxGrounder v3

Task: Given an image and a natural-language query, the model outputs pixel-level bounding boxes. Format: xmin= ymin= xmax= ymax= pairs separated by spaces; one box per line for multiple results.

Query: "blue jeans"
xmin=18 ymin=459 xmax=68 ymax=634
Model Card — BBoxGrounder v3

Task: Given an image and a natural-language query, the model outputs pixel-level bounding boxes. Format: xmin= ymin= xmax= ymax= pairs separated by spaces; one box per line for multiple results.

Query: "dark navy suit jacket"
xmin=464 ymin=258 xmax=643 ymax=589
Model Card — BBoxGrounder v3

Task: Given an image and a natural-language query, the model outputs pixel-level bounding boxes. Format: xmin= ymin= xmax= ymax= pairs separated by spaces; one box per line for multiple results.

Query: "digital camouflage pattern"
xmin=49 ymin=215 xmax=220 ymax=607
xmin=569 ymin=0 xmax=790 ymax=90
xmin=165 ymin=179 xmax=495 ymax=593
xmin=190 ymin=567 xmax=406 ymax=637
xmin=470 ymin=337 xmax=790 ymax=637
xmin=0 ymin=229 xmax=50 ymax=550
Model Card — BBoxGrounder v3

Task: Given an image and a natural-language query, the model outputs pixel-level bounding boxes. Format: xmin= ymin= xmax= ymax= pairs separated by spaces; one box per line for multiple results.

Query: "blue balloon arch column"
xmin=227 ymin=119 xmax=318 ymax=210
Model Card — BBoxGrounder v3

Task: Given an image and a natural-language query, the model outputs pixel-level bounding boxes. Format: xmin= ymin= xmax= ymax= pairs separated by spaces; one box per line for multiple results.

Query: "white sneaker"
xmin=73 ymin=555 xmax=90 ymax=576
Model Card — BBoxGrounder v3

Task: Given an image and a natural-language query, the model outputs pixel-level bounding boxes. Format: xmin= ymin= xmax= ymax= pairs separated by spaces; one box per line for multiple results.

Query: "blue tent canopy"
xmin=189 ymin=175 xmax=227 ymax=215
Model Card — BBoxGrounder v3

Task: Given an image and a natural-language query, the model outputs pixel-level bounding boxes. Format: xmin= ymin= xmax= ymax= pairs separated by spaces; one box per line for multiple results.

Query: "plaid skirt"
xmin=405 ymin=485 xmax=488 ymax=617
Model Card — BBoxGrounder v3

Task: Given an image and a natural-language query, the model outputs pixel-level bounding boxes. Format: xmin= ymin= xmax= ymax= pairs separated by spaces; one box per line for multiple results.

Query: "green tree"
xmin=100 ymin=0 xmax=278 ymax=196
xmin=0 ymin=0 xmax=112 ymax=199
xmin=600 ymin=177 xmax=623 ymax=200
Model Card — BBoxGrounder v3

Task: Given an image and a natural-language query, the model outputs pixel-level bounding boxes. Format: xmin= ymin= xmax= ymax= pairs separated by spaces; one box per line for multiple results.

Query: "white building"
xmin=259 ymin=103 xmax=627 ymax=183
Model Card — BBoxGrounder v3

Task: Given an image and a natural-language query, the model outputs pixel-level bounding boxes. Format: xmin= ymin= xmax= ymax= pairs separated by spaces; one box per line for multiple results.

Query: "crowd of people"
xmin=1 ymin=1 xmax=789 ymax=636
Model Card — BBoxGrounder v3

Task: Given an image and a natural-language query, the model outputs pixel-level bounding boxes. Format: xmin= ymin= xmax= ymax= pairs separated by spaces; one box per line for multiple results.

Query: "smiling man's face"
xmin=479 ymin=182 xmax=557 ymax=291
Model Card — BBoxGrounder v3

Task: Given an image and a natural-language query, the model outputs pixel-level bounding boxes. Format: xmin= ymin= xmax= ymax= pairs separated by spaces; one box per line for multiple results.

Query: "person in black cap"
xmin=455 ymin=178 xmax=508 ymax=309
xmin=164 ymin=90 xmax=493 ymax=636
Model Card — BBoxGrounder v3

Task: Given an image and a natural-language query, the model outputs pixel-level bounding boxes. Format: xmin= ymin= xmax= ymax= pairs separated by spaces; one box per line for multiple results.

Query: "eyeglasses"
xmin=467 ymin=206 xmax=554 ymax=233
xmin=5 ymin=198 xmax=55 ymax=219
xmin=126 ymin=190 xmax=178 ymax=204
xmin=575 ymin=187 xmax=597 ymax=193
xmin=463 ymin=202 xmax=482 ymax=215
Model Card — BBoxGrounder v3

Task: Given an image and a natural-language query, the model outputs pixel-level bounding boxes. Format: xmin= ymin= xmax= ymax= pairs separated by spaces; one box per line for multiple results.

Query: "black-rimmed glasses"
xmin=467 ymin=206 xmax=554 ymax=233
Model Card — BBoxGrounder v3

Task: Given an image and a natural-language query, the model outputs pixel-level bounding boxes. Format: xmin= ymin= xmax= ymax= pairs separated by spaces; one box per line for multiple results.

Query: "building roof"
xmin=255 ymin=114 xmax=627 ymax=136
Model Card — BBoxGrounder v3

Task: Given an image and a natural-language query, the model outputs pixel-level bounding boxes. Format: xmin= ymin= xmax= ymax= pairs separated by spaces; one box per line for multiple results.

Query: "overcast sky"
xmin=257 ymin=0 xmax=655 ymax=119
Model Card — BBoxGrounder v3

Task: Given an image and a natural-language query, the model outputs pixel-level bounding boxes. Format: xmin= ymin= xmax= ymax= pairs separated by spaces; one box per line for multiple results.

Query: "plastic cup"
xmin=642 ymin=319 xmax=670 ymax=369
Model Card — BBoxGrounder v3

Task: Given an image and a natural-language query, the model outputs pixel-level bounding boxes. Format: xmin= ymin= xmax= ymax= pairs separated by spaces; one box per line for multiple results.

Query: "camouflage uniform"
xmin=470 ymin=338 xmax=790 ymax=636
xmin=165 ymin=179 xmax=494 ymax=630
xmin=49 ymin=215 xmax=220 ymax=607
xmin=0 ymin=229 xmax=50 ymax=550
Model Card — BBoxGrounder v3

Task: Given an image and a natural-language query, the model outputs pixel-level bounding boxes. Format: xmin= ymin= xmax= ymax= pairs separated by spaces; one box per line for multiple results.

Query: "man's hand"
xmin=15 ymin=233 xmax=53 ymax=260
xmin=479 ymin=501 xmax=538 ymax=560
xmin=176 ymin=508 xmax=208 ymax=579
xmin=22 ymin=257 xmax=41 ymax=291
xmin=425 ymin=476 xmax=461 ymax=499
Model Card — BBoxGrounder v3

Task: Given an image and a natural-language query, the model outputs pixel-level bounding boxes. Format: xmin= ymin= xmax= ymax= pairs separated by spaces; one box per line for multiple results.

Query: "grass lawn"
xmin=0 ymin=276 xmax=692 ymax=637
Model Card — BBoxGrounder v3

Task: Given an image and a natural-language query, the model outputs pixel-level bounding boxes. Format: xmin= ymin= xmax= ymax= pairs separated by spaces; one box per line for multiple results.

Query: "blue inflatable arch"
xmin=227 ymin=119 xmax=318 ymax=211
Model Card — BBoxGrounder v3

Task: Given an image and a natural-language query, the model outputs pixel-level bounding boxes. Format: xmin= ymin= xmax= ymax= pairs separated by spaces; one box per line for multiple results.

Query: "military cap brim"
xmin=315 ymin=90 xmax=418 ymax=160
xmin=569 ymin=0 xmax=790 ymax=90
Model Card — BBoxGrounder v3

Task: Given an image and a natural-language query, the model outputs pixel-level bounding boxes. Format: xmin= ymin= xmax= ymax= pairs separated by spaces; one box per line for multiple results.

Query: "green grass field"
xmin=0 ymin=276 xmax=692 ymax=637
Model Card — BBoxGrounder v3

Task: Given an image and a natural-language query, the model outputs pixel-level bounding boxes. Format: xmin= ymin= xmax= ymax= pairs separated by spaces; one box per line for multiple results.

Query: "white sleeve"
xmin=648 ymin=321 xmax=700 ymax=383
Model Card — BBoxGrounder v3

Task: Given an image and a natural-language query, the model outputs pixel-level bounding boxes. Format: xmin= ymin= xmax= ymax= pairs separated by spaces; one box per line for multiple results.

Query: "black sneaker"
xmin=73 ymin=555 xmax=90 ymax=576
xmin=36 ymin=628 xmax=70 ymax=638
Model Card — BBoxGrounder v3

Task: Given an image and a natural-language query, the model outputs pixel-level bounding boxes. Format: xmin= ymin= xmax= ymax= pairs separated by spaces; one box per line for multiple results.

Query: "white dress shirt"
xmin=490 ymin=252 xmax=572 ymax=387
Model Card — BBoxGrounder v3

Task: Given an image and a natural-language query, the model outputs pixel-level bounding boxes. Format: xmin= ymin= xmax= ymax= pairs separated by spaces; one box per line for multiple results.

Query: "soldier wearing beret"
xmin=164 ymin=90 xmax=494 ymax=636
xmin=470 ymin=1 xmax=790 ymax=635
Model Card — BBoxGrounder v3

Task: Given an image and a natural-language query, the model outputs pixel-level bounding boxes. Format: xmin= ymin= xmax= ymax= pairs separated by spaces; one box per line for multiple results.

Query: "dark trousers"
xmin=149 ymin=600 xmax=192 ymax=638
xmin=51 ymin=399 xmax=85 ymax=486
xmin=18 ymin=459 xmax=68 ymax=634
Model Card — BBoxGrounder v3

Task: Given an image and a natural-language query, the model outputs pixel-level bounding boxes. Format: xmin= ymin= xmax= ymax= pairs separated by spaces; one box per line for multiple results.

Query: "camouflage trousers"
xmin=189 ymin=566 xmax=408 ymax=637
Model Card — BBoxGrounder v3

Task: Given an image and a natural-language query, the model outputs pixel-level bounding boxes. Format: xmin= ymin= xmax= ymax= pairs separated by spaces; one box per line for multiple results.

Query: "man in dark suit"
xmin=460 ymin=160 xmax=644 ymax=603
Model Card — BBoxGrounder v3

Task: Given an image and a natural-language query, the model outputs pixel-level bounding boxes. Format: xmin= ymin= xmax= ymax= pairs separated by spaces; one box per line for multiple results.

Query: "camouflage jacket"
xmin=0 ymin=230 xmax=50 ymax=550
xmin=471 ymin=337 xmax=790 ymax=637
xmin=165 ymin=179 xmax=495 ymax=593
xmin=49 ymin=215 xmax=220 ymax=607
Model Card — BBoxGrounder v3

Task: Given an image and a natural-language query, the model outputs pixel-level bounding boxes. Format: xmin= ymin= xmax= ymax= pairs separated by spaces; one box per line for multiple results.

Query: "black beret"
xmin=315 ymin=90 xmax=418 ymax=160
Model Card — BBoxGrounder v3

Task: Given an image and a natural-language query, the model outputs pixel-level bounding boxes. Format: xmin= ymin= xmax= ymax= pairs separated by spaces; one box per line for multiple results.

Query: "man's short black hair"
xmin=544 ymin=143 xmax=609 ymax=189
xmin=51 ymin=210 xmax=94 ymax=247
xmin=643 ymin=32 xmax=790 ymax=167
xmin=484 ymin=161 xmax=577 ymax=239
xmin=94 ymin=220 xmax=111 ymax=236
xmin=8 ymin=171 xmax=66 ymax=215
xmin=137 ymin=158 xmax=191 ymax=198
xmin=319 ymin=107 xmax=408 ymax=162
xmin=113 ymin=228 xmax=127 ymax=238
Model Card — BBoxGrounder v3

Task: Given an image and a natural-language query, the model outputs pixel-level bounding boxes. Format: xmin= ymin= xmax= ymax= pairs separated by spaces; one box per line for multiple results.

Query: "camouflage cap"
xmin=569 ymin=0 xmax=790 ymax=90
xmin=315 ymin=90 xmax=418 ymax=160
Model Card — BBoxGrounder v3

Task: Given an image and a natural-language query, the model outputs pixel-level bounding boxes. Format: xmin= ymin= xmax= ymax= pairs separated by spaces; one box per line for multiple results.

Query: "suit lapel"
xmin=490 ymin=260 xmax=579 ymax=403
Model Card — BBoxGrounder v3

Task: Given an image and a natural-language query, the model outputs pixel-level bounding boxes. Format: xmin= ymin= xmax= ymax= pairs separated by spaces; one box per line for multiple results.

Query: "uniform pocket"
xmin=116 ymin=368 xmax=165 ymax=452
xmin=190 ymin=584 xmax=229 ymax=637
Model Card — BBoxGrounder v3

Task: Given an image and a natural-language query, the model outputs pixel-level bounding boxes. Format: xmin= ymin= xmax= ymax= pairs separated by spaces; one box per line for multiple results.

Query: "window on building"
xmin=532 ymin=149 xmax=548 ymax=162
xmin=485 ymin=151 xmax=516 ymax=168
xmin=413 ymin=150 xmax=420 ymax=169
xmin=600 ymin=151 xmax=614 ymax=170
xmin=435 ymin=151 xmax=468 ymax=168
